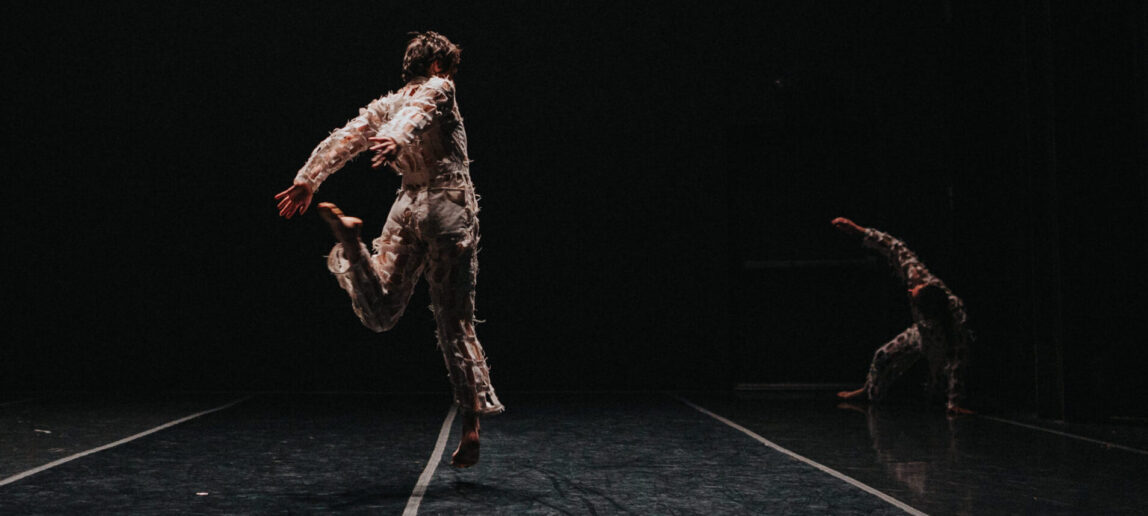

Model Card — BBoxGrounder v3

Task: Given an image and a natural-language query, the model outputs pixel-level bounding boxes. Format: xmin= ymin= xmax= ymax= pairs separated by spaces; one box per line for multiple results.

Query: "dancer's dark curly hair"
xmin=915 ymin=283 xmax=952 ymax=322
xmin=401 ymin=31 xmax=461 ymax=82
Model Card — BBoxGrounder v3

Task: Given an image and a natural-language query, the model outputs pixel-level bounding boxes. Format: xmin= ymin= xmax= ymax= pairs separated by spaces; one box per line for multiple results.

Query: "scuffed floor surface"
xmin=1 ymin=391 xmax=1145 ymax=514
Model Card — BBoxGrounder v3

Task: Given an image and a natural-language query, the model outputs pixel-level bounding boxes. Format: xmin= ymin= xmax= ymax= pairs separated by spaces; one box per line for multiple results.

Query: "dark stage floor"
xmin=1 ymin=391 xmax=1145 ymax=514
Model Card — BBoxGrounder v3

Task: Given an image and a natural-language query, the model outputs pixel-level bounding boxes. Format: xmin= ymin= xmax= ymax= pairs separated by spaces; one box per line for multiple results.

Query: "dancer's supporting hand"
xmin=275 ymin=182 xmax=314 ymax=219
xmin=369 ymin=136 xmax=399 ymax=169
xmin=831 ymin=217 xmax=866 ymax=237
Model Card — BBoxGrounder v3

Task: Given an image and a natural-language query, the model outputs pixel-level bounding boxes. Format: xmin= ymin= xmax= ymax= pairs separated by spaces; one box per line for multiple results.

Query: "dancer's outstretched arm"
xmin=275 ymin=93 xmax=400 ymax=218
xmin=832 ymin=217 xmax=931 ymax=288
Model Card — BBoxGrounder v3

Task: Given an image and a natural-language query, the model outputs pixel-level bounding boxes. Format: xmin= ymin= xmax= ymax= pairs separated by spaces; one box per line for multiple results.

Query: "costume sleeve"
xmin=294 ymin=94 xmax=397 ymax=192
xmin=373 ymin=77 xmax=453 ymax=148
xmin=944 ymin=315 xmax=972 ymax=410
xmin=862 ymin=228 xmax=932 ymax=287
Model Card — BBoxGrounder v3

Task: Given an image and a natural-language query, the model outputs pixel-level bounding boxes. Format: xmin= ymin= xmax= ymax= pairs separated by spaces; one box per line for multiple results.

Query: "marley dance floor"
xmin=1 ymin=391 xmax=1146 ymax=514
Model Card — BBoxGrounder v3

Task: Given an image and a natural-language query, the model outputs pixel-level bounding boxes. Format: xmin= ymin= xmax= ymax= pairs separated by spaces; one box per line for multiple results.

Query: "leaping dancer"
xmin=275 ymin=31 xmax=504 ymax=467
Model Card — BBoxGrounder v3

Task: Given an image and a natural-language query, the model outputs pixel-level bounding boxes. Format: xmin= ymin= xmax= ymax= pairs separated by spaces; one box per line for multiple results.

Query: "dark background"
xmin=5 ymin=1 xmax=1146 ymax=422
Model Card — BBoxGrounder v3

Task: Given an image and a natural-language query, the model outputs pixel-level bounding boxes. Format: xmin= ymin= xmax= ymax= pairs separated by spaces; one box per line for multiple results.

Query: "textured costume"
xmin=296 ymin=75 xmax=503 ymax=415
xmin=860 ymin=229 xmax=970 ymax=410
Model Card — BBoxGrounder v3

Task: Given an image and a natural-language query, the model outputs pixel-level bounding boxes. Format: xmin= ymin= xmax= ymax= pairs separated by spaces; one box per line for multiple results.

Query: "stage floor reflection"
xmin=1 ymin=391 xmax=1144 ymax=514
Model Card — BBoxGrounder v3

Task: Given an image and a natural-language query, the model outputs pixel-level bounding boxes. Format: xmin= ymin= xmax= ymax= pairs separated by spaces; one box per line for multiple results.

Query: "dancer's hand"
xmin=275 ymin=182 xmax=314 ymax=219
xmin=831 ymin=217 xmax=866 ymax=237
xmin=369 ymin=136 xmax=398 ymax=169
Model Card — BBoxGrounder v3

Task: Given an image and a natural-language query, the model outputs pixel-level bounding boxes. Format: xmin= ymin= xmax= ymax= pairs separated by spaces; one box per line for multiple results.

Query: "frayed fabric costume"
xmin=860 ymin=229 xmax=971 ymax=411
xmin=295 ymin=75 xmax=504 ymax=416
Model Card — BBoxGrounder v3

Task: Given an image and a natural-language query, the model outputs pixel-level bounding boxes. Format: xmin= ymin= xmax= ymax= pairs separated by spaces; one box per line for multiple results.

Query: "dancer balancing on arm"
xmin=275 ymin=31 xmax=504 ymax=467
xmin=832 ymin=217 xmax=974 ymax=416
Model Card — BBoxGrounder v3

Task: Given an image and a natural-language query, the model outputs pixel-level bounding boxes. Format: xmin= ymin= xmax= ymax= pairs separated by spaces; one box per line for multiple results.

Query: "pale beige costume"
xmin=295 ymin=75 xmax=503 ymax=415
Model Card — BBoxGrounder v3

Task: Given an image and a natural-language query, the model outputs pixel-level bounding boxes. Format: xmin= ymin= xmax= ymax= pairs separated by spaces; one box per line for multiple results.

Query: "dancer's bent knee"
xmin=327 ymin=242 xmax=409 ymax=333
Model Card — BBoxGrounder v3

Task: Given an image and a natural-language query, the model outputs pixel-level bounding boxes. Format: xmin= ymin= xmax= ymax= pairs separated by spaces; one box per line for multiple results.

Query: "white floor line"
xmin=403 ymin=404 xmax=458 ymax=516
xmin=0 ymin=395 xmax=253 ymax=488
xmin=677 ymin=396 xmax=928 ymax=516
xmin=977 ymin=415 xmax=1148 ymax=456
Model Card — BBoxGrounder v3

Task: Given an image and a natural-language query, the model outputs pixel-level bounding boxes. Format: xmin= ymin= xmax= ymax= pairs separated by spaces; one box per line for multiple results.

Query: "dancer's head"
xmin=910 ymin=283 xmax=950 ymax=321
xmin=402 ymin=31 xmax=461 ymax=81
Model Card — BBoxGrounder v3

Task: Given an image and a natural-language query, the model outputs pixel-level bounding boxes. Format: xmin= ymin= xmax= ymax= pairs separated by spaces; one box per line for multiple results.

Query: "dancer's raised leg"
xmin=321 ymin=201 xmax=426 ymax=333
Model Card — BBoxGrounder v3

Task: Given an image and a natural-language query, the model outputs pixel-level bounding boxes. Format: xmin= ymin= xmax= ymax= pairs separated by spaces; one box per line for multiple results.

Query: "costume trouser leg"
xmin=327 ymin=215 xmax=426 ymax=333
xmin=422 ymin=187 xmax=502 ymax=416
xmin=426 ymin=231 xmax=502 ymax=416
xmin=865 ymin=324 xmax=924 ymax=401
xmin=327 ymin=188 xmax=503 ymax=415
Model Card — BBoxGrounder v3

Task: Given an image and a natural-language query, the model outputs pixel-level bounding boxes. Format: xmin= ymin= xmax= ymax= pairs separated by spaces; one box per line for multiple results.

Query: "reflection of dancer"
xmin=837 ymin=401 xmax=967 ymax=509
xmin=275 ymin=32 xmax=503 ymax=467
xmin=832 ymin=218 xmax=973 ymax=415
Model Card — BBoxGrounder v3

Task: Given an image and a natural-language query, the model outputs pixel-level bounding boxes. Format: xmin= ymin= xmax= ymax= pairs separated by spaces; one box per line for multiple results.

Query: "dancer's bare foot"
xmin=317 ymin=202 xmax=364 ymax=262
xmin=946 ymin=405 xmax=975 ymax=416
xmin=837 ymin=386 xmax=867 ymax=400
xmin=451 ymin=412 xmax=480 ymax=468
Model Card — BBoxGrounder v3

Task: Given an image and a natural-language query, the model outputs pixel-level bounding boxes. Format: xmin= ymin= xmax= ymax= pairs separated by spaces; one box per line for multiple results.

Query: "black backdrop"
xmin=6 ymin=1 xmax=1146 ymax=422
